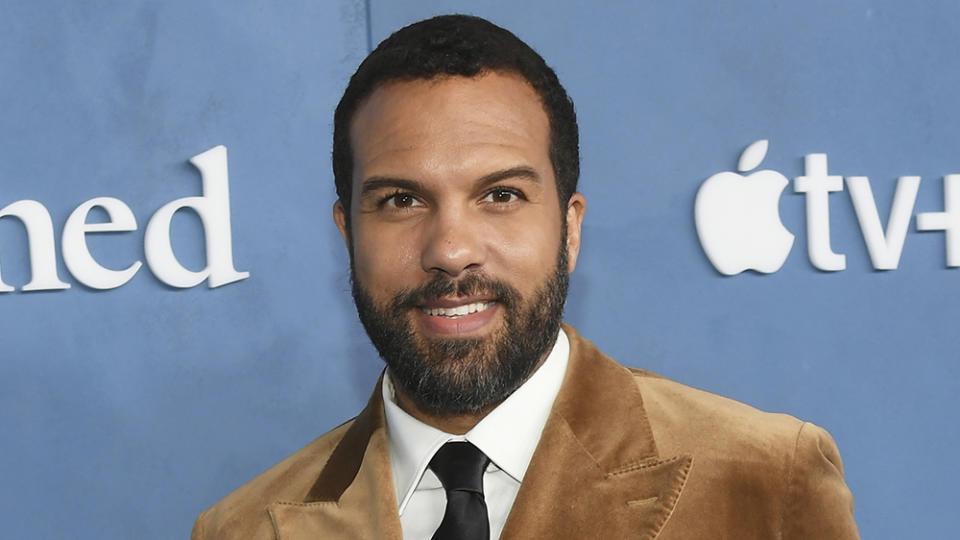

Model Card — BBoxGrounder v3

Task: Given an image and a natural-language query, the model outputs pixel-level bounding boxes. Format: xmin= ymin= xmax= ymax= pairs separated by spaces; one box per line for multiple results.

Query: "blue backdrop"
xmin=2 ymin=1 xmax=956 ymax=538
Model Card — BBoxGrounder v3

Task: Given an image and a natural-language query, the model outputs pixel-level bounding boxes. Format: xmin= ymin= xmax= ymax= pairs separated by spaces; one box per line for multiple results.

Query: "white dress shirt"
xmin=382 ymin=328 xmax=570 ymax=540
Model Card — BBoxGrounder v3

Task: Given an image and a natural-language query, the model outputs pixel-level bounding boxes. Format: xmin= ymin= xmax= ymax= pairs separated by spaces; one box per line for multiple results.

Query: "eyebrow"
xmin=476 ymin=166 xmax=540 ymax=189
xmin=359 ymin=177 xmax=425 ymax=197
xmin=359 ymin=166 xmax=541 ymax=198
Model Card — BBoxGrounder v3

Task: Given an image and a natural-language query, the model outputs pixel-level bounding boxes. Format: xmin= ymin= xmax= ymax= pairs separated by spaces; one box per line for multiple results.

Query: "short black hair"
xmin=332 ymin=14 xmax=579 ymax=221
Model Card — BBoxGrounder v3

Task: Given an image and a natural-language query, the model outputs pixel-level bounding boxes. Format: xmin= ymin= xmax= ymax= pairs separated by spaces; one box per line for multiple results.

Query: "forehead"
xmin=349 ymin=72 xmax=552 ymax=189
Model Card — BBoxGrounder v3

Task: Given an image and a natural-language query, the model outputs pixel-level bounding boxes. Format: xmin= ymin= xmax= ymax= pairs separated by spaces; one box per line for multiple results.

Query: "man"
xmin=193 ymin=15 xmax=859 ymax=539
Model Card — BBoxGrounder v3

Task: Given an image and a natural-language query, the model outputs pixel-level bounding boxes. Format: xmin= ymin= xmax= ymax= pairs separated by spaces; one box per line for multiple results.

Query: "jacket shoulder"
xmin=191 ymin=419 xmax=355 ymax=540
xmin=629 ymin=369 xmax=859 ymax=539
xmin=629 ymin=368 xmax=807 ymax=455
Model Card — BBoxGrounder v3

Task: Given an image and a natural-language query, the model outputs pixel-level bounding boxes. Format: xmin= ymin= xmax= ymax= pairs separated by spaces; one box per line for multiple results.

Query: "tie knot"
xmin=429 ymin=441 xmax=490 ymax=494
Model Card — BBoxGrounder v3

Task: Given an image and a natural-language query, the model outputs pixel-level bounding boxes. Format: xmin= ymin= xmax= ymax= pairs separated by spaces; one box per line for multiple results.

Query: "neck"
xmin=394 ymin=390 xmax=493 ymax=435
xmin=392 ymin=352 xmax=551 ymax=435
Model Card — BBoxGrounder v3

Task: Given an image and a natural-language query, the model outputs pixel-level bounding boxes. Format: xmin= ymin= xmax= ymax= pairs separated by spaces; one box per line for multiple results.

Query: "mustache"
xmin=392 ymin=272 xmax=520 ymax=309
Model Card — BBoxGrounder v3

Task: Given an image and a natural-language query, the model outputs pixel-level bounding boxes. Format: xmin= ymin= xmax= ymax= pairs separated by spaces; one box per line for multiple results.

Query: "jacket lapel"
xmin=500 ymin=325 xmax=692 ymax=539
xmin=267 ymin=379 xmax=404 ymax=540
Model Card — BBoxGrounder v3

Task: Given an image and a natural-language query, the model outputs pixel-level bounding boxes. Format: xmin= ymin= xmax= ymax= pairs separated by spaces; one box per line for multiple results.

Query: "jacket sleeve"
xmin=781 ymin=422 xmax=860 ymax=539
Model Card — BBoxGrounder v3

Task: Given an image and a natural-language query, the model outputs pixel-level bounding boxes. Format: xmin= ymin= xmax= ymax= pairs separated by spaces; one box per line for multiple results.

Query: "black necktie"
xmin=429 ymin=441 xmax=491 ymax=540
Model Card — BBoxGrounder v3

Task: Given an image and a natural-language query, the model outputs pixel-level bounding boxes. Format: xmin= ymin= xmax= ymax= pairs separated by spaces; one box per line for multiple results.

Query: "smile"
xmin=421 ymin=301 xmax=495 ymax=318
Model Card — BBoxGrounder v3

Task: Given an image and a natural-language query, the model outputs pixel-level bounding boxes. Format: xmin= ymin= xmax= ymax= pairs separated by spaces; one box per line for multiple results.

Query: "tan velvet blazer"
xmin=192 ymin=325 xmax=859 ymax=539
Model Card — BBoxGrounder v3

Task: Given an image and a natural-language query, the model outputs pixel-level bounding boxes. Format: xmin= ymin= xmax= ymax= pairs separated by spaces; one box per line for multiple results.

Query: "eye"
xmin=381 ymin=192 xmax=423 ymax=209
xmin=482 ymin=188 xmax=524 ymax=204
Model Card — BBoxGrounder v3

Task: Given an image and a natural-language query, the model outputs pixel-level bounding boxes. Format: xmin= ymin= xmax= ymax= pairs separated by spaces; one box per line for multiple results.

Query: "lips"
xmin=421 ymin=301 xmax=495 ymax=318
xmin=415 ymin=298 xmax=500 ymax=335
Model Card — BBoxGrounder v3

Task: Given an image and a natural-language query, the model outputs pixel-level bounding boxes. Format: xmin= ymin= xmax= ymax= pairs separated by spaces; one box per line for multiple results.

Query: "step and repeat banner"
xmin=2 ymin=1 xmax=957 ymax=538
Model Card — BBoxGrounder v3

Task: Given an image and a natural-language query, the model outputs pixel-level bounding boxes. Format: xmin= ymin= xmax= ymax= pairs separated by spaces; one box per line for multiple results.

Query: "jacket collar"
xmin=267 ymin=379 xmax=404 ymax=539
xmin=499 ymin=324 xmax=691 ymax=539
xmin=268 ymin=324 xmax=690 ymax=539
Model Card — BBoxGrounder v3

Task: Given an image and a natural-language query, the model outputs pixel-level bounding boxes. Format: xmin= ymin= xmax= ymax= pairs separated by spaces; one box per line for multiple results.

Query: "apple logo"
xmin=695 ymin=140 xmax=795 ymax=275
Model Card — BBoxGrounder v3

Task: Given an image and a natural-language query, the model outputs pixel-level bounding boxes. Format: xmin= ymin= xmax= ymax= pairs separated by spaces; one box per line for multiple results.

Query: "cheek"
xmin=487 ymin=215 xmax=563 ymax=287
xmin=351 ymin=224 xmax=421 ymax=293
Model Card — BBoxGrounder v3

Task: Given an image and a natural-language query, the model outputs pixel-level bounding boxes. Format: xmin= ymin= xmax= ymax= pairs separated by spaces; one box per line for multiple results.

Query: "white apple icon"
xmin=695 ymin=140 xmax=795 ymax=275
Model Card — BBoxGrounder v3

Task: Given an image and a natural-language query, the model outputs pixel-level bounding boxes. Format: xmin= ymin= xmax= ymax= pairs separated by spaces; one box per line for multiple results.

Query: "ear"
xmin=333 ymin=199 xmax=351 ymax=252
xmin=564 ymin=192 xmax=586 ymax=274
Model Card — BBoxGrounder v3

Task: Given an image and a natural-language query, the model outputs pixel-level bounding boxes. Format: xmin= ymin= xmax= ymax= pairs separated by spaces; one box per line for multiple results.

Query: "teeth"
xmin=422 ymin=302 xmax=494 ymax=318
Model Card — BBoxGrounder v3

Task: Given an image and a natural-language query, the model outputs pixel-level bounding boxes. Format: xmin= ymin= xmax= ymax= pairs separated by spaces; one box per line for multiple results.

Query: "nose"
xmin=420 ymin=207 xmax=486 ymax=277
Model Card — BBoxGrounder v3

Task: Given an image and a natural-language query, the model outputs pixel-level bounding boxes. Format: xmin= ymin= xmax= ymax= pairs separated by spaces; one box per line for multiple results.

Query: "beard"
xmin=350 ymin=237 xmax=569 ymax=417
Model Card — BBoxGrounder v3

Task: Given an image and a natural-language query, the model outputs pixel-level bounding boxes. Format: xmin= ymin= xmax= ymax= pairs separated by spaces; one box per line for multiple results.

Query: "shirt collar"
xmin=382 ymin=328 xmax=570 ymax=514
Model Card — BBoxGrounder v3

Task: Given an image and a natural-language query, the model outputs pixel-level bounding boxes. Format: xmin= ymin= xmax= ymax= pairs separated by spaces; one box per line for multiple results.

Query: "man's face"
xmin=334 ymin=72 xmax=585 ymax=416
